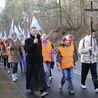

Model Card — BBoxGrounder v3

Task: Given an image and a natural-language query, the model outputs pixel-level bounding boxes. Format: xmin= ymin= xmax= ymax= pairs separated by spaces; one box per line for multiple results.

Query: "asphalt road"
xmin=15 ymin=59 xmax=98 ymax=98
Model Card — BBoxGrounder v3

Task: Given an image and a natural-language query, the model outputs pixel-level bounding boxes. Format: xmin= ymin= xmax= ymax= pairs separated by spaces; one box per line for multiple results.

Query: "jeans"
xmin=11 ymin=63 xmax=18 ymax=74
xmin=23 ymin=55 xmax=26 ymax=70
xmin=61 ymin=68 xmax=74 ymax=89
xmin=20 ymin=55 xmax=27 ymax=71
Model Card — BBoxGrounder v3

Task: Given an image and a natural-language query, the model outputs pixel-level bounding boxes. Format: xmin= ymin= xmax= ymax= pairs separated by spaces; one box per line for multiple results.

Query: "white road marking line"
xmin=74 ymin=69 xmax=91 ymax=78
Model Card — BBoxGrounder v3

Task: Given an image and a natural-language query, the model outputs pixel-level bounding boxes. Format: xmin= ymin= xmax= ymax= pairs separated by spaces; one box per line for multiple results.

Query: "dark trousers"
xmin=50 ymin=69 xmax=52 ymax=77
xmin=11 ymin=63 xmax=18 ymax=74
xmin=81 ymin=62 xmax=98 ymax=89
xmin=40 ymin=87 xmax=46 ymax=94
xmin=3 ymin=56 xmax=10 ymax=68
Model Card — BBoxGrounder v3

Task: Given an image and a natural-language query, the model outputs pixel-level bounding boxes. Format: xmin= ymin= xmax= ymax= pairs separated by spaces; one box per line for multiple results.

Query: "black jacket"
xmin=25 ymin=34 xmax=43 ymax=64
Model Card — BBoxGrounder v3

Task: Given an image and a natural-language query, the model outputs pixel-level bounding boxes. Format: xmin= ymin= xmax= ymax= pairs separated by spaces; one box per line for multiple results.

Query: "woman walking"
xmin=7 ymin=32 xmax=25 ymax=82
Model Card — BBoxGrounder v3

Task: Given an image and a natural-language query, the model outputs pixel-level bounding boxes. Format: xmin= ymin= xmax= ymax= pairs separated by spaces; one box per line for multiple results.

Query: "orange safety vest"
xmin=0 ymin=44 xmax=2 ymax=51
xmin=42 ymin=41 xmax=52 ymax=62
xmin=4 ymin=42 xmax=9 ymax=56
xmin=58 ymin=42 xmax=74 ymax=70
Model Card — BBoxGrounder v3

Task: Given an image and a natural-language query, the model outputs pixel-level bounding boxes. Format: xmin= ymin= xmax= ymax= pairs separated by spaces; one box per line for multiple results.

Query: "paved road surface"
xmin=14 ymin=60 xmax=98 ymax=98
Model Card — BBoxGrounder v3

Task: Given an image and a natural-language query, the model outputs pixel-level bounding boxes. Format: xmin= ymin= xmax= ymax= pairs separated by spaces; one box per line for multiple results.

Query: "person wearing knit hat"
xmin=62 ymin=36 xmax=70 ymax=42
xmin=56 ymin=35 xmax=75 ymax=95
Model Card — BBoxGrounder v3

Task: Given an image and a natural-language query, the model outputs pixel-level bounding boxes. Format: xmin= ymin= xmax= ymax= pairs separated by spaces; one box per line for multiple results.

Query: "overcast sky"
xmin=0 ymin=0 xmax=5 ymax=8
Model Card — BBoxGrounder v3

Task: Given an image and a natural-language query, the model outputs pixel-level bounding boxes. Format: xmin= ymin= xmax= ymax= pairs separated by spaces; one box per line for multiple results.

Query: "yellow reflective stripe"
xmin=43 ymin=56 xmax=51 ymax=58
xmin=61 ymin=56 xmax=73 ymax=60
xmin=61 ymin=60 xmax=73 ymax=65
xmin=42 ymin=52 xmax=52 ymax=54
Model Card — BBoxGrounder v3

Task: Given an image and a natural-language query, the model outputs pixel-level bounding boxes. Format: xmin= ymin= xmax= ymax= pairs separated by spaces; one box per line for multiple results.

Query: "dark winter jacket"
xmin=25 ymin=34 xmax=43 ymax=64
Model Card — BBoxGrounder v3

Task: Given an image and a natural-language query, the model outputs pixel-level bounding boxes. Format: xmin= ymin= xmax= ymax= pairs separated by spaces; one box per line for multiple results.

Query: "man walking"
xmin=78 ymin=30 xmax=98 ymax=93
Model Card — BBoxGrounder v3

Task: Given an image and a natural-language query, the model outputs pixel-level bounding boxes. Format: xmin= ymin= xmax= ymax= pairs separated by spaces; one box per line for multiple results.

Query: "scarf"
xmin=42 ymin=40 xmax=48 ymax=48
xmin=11 ymin=37 xmax=17 ymax=42
xmin=11 ymin=38 xmax=18 ymax=46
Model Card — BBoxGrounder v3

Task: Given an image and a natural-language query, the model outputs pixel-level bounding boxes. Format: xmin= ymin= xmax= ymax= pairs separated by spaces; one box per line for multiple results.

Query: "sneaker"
xmin=12 ymin=78 xmax=16 ymax=82
xmin=41 ymin=92 xmax=48 ymax=97
xmin=68 ymin=88 xmax=75 ymax=95
xmin=29 ymin=89 xmax=34 ymax=93
xmin=49 ymin=77 xmax=53 ymax=82
xmin=15 ymin=77 xmax=18 ymax=80
xmin=47 ymin=84 xmax=50 ymax=88
xmin=1 ymin=62 xmax=3 ymax=65
xmin=8 ymin=70 xmax=11 ymax=74
xmin=95 ymin=88 xmax=98 ymax=93
xmin=15 ymin=74 xmax=18 ymax=80
xmin=81 ymin=84 xmax=87 ymax=89
xmin=59 ymin=84 xmax=63 ymax=91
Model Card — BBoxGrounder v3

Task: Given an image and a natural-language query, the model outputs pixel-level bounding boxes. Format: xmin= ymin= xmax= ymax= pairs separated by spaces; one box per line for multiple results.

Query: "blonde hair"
xmin=41 ymin=33 xmax=47 ymax=39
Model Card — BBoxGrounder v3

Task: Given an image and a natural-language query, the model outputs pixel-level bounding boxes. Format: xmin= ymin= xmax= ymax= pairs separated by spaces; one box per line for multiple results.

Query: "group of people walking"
xmin=0 ymin=32 xmax=25 ymax=82
xmin=0 ymin=27 xmax=98 ymax=97
xmin=25 ymin=27 xmax=98 ymax=96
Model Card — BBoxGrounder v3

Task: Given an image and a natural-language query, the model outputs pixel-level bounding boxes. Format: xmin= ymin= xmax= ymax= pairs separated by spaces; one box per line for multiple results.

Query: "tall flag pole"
xmin=8 ymin=19 xmax=14 ymax=38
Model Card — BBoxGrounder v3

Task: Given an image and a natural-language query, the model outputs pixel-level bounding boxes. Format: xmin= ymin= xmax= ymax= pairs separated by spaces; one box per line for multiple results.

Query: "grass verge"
xmin=0 ymin=67 xmax=25 ymax=98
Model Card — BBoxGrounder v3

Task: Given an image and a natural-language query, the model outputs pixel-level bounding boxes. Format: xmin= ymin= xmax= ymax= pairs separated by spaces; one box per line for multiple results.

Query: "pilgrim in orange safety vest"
xmin=58 ymin=42 xmax=74 ymax=70
xmin=42 ymin=41 xmax=52 ymax=62
xmin=4 ymin=42 xmax=9 ymax=56
xmin=0 ymin=44 xmax=2 ymax=51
